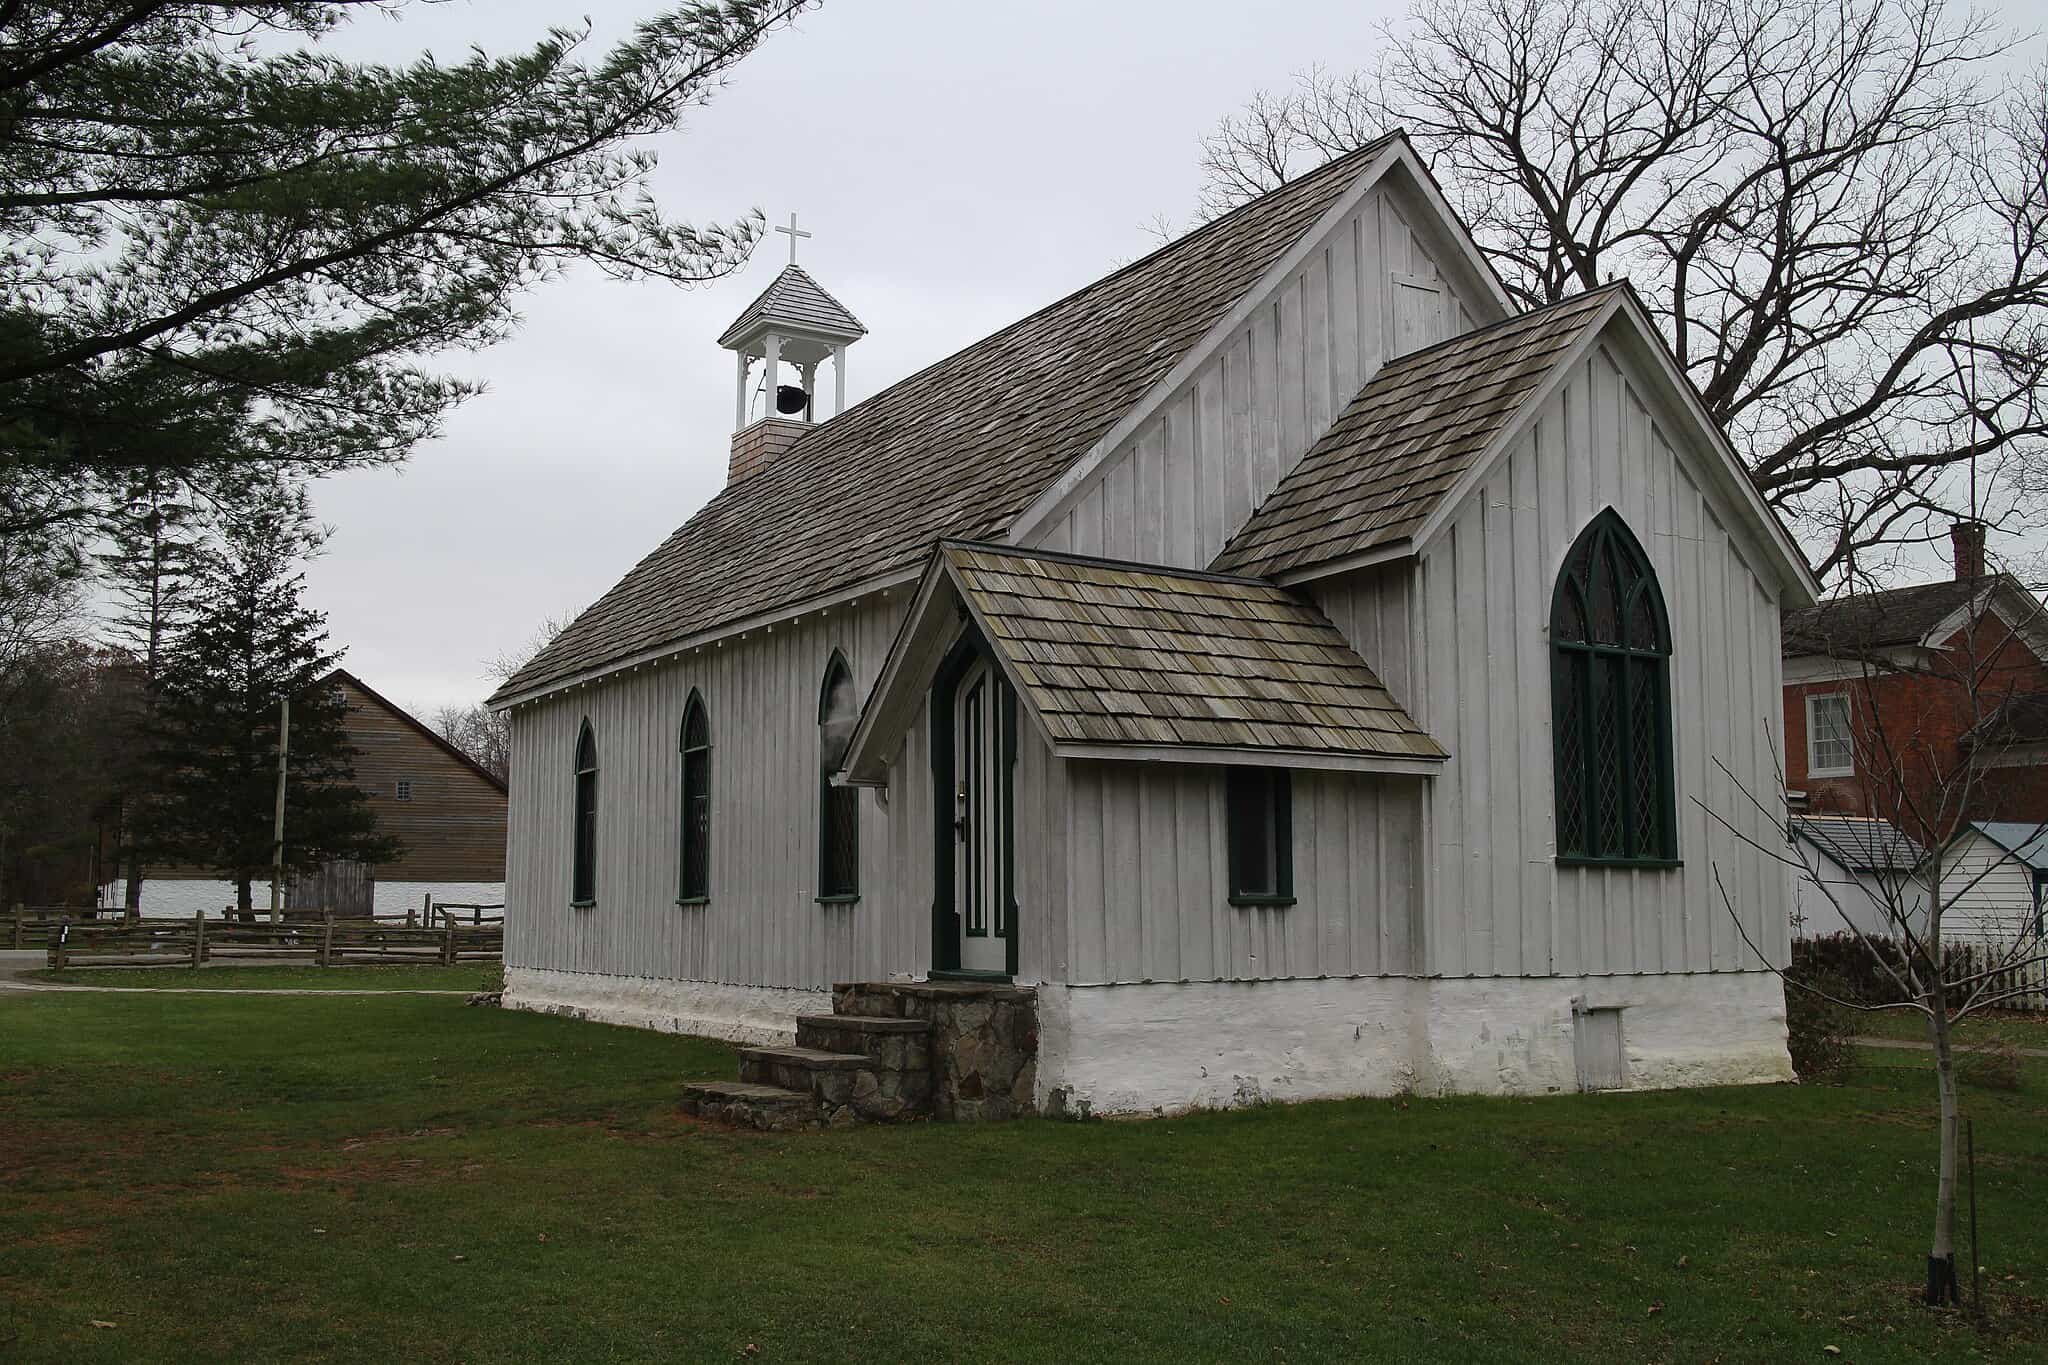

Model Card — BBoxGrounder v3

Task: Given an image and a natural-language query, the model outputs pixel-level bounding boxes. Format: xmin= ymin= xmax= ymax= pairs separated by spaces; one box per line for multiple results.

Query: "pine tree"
xmin=95 ymin=469 xmax=204 ymax=912
xmin=147 ymin=481 xmax=395 ymax=914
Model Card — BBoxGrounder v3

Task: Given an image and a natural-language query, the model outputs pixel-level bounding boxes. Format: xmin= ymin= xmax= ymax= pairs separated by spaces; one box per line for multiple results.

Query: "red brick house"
xmin=1781 ymin=523 xmax=2048 ymax=840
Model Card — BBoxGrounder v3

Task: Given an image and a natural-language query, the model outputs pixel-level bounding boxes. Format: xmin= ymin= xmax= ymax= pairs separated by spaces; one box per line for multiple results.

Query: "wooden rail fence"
xmin=40 ymin=911 xmax=501 ymax=971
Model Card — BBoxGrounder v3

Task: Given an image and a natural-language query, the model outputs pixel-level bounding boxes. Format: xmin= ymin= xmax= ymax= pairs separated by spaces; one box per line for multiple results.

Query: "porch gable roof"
xmin=840 ymin=541 xmax=1445 ymax=784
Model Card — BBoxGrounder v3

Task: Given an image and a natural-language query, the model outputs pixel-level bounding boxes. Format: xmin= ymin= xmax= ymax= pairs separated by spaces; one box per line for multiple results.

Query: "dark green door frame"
xmin=928 ymin=627 xmax=1019 ymax=980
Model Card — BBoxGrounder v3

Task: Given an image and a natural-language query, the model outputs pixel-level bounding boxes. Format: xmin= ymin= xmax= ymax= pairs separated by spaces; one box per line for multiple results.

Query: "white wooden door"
xmin=954 ymin=659 xmax=1007 ymax=974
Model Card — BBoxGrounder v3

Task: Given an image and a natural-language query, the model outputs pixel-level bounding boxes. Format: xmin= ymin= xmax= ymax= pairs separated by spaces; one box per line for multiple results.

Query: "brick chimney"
xmin=729 ymin=417 xmax=809 ymax=483
xmin=1951 ymin=519 xmax=1986 ymax=580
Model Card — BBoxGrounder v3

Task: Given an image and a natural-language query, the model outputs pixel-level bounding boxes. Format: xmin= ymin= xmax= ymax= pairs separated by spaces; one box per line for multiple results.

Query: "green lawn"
xmin=29 ymin=964 xmax=499 ymax=992
xmin=1 ymin=994 xmax=2042 ymax=1364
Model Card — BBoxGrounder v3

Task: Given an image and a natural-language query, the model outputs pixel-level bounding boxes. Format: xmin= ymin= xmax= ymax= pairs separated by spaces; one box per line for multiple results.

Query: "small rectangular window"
xmin=394 ymin=779 xmax=413 ymax=802
xmin=1227 ymin=767 xmax=1293 ymax=905
xmin=1807 ymin=694 xmax=1853 ymax=777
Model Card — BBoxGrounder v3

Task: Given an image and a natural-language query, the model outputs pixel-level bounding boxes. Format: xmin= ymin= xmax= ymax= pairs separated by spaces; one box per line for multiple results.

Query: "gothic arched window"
xmin=571 ymin=720 xmax=598 ymax=905
xmin=679 ymin=692 xmax=710 ymax=902
xmin=818 ymin=653 xmax=860 ymax=900
xmin=1551 ymin=510 xmax=1677 ymax=865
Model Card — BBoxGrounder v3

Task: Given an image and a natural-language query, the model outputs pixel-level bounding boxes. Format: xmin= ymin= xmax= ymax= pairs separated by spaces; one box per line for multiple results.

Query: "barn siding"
xmin=338 ymin=679 xmax=507 ymax=883
xmin=1323 ymin=340 xmax=1789 ymax=980
xmin=1030 ymin=179 xmax=1491 ymax=571
xmin=1055 ymin=761 xmax=1423 ymax=985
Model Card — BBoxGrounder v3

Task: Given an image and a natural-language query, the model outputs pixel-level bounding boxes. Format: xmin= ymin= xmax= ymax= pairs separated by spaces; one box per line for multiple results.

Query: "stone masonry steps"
xmin=679 ymin=981 xmax=1037 ymax=1130
xmin=677 ymin=1080 xmax=816 ymax=1132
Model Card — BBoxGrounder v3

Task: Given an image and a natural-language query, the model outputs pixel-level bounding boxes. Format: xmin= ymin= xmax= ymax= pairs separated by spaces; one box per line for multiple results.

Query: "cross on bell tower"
xmin=716 ymin=214 xmax=867 ymax=482
xmin=774 ymin=212 xmax=811 ymax=264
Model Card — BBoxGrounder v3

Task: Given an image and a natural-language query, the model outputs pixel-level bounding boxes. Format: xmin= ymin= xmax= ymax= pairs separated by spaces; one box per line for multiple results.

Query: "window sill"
xmin=1806 ymin=768 xmax=1855 ymax=780
xmin=1555 ymin=857 xmax=1684 ymax=871
xmin=569 ymin=899 xmax=596 ymax=910
xmin=815 ymin=894 xmax=860 ymax=907
xmin=1230 ymin=894 xmax=1297 ymax=908
xmin=675 ymin=896 xmax=709 ymax=908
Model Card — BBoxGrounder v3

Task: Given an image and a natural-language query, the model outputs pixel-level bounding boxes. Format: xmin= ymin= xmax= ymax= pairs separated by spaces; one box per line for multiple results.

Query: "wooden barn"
xmin=489 ymin=135 xmax=1815 ymax=1120
xmin=328 ymin=670 xmax=507 ymax=886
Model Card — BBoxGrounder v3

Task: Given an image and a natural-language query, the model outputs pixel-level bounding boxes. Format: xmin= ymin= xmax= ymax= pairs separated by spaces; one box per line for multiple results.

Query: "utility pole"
xmin=267 ymin=695 xmax=289 ymax=925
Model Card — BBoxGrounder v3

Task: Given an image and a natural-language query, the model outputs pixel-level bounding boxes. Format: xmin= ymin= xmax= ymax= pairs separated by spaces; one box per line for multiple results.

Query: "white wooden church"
xmin=490 ymin=134 xmax=1815 ymax=1122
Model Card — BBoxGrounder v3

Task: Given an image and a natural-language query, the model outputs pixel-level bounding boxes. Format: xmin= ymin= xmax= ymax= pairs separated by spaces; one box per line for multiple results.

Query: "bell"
xmin=775 ymin=384 xmax=809 ymax=416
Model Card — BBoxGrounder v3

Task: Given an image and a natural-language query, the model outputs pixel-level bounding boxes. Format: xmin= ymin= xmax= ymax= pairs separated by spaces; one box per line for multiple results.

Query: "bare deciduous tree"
xmin=1194 ymin=0 xmax=2048 ymax=584
xmin=428 ymin=615 xmax=574 ymax=782
xmin=1710 ymin=560 xmax=2048 ymax=1308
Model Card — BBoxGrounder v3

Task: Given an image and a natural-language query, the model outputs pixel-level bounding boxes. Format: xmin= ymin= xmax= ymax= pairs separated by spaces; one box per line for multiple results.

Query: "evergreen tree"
xmin=147 ymin=480 xmax=395 ymax=913
xmin=0 ymin=2 xmax=813 ymax=537
xmin=95 ymin=469 xmax=205 ymax=911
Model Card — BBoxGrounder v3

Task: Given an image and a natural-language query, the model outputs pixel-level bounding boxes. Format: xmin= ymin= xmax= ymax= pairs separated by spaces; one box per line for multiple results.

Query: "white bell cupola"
xmin=717 ymin=213 xmax=866 ymax=482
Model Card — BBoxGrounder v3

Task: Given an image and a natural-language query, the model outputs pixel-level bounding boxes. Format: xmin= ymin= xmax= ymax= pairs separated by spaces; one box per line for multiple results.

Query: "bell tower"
xmin=718 ymin=214 xmax=866 ymax=482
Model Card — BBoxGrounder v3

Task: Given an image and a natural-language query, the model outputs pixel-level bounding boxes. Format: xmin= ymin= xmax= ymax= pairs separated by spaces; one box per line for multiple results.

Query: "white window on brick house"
xmin=1807 ymin=694 xmax=1854 ymax=778
xmin=394 ymin=779 xmax=414 ymax=802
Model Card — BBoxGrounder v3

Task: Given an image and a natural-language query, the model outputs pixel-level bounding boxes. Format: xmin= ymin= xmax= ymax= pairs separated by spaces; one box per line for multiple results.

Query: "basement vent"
xmin=1573 ymin=1001 xmax=1627 ymax=1092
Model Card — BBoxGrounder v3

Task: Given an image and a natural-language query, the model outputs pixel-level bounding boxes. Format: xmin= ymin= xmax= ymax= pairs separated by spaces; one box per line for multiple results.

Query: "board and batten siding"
xmin=1317 ymin=337 xmax=1790 ymax=980
xmin=503 ymin=592 xmax=1089 ymax=988
xmin=1030 ymin=177 xmax=1491 ymax=571
xmin=505 ymin=592 xmax=934 ymax=990
xmin=1054 ymin=761 xmax=1423 ymax=985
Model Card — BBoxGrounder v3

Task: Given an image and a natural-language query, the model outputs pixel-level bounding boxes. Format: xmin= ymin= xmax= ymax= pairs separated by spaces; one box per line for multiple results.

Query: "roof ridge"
xmin=765 ymin=133 xmax=1405 ymax=448
xmin=939 ymin=537 xmax=1283 ymax=589
xmin=1376 ymin=279 xmax=1623 ymax=373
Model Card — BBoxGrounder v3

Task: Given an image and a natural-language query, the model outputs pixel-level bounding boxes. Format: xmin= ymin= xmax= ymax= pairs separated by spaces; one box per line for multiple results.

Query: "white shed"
xmin=1940 ymin=822 xmax=2048 ymax=949
xmin=1790 ymin=816 xmax=1927 ymax=939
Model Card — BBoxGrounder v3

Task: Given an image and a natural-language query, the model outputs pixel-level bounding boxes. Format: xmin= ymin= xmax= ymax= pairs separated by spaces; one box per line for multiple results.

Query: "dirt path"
xmin=0 ymin=949 xmax=472 ymax=996
xmin=1854 ymin=1035 xmax=2048 ymax=1059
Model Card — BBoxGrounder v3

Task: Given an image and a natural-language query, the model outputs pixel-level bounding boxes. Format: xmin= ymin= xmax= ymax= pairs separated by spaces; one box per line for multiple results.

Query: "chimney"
xmin=728 ymin=417 xmax=810 ymax=483
xmin=1951 ymin=519 xmax=1986 ymax=580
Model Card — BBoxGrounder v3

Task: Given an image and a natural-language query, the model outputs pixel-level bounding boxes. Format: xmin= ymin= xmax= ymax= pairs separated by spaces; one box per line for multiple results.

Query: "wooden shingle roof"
xmin=716 ymin=264 xmax=866 ymax=345
xmin=1212 ymin=285 xmax=1621 ymax=579
xmin=946 ymin=543 xmax=1444 ymax=766
xmin=492 ymin=136 xmax=1396 ymax=706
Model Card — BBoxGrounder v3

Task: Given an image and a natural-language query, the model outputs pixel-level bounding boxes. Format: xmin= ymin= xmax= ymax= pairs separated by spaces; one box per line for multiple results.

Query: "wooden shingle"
xmin=1211 ymin=286 xmax=1620 ymax=579
xmin=943 ymin=543 xmax=1443 ymax=766
xmin=493 ymin=137 xmax=1398 ymax=705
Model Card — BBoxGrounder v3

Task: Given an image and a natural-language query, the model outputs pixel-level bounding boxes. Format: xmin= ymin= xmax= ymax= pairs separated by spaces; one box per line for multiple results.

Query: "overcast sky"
xmin=300 ymin=0 xmax=2039 ymax=719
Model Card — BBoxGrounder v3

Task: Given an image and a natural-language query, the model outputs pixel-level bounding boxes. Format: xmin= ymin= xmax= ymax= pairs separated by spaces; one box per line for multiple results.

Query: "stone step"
xmin=795 ymin=1013 xmax=932 ymax=1071
xmin=738 ymin=1045 xmax=871 ymax=1110
xmin=679 ymin=1080 xmax=818 ymax=1132
xmin=738 ymin=1044 xmax=933 ymax=1125
xmin=832 ymin=982 xmax=909 ymax=1019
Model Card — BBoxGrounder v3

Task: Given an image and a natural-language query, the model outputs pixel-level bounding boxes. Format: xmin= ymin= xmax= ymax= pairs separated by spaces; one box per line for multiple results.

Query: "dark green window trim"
xmin=571 ymin=719 xmax=598 ymax=907
xmin=1226 ymin=766 xmax=1293 ymax=903
xmin=680 ymin=691 xmax=710 ymax=902
xmin=1550 ymin=509 xmax=1679 ymax=866
xmin=818 ymin=651 xmax=861 ymax=901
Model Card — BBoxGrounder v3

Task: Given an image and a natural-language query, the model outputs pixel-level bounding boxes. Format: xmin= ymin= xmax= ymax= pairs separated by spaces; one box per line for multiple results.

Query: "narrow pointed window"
xmin=1552 ymin=510 xmax=1677 ymax=864
xmin=679 ymin=693 xmax=710 ymax=902
xmin=571 ymin=721 xmax=598 ymax=905
xmin=818 ymin=654 xmax=860 ymax=901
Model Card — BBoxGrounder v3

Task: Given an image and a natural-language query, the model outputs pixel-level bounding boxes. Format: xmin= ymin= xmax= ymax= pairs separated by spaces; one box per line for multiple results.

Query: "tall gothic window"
xmin=571 ymin=720 xmax=598 ymax=905
xmin=1551 ymin=510 xmax=1677 ymax=865
xmin=818 ymin=654 xmax=860 ymax=900
xmin=679 ymin=692 xmax=710 ymax=902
